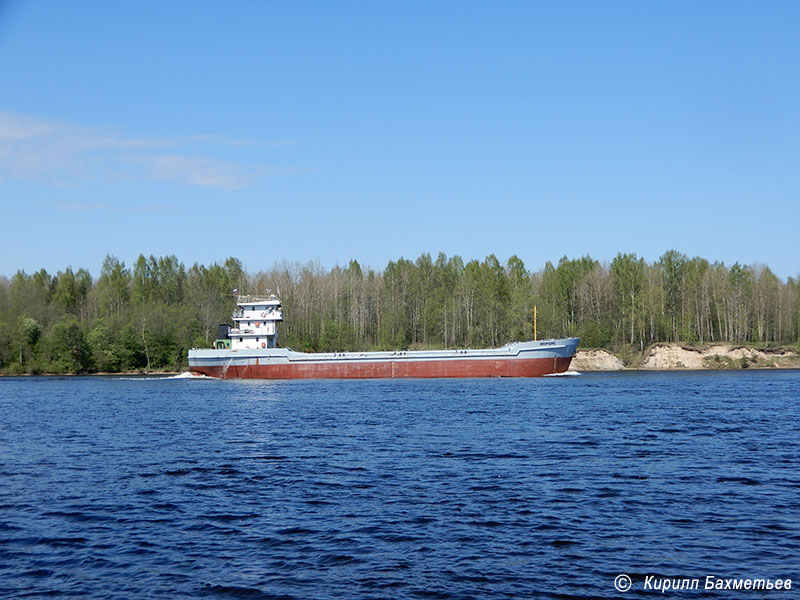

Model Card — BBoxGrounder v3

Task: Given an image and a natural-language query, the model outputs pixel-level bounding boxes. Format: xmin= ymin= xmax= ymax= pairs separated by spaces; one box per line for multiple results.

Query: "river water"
xmin=1 ymin=371 xmax=799 ymax=599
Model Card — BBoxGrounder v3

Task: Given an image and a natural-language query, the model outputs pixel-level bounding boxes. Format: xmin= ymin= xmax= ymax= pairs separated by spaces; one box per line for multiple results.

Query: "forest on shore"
xmin=1 ymin=250 xmax=799 ymax=374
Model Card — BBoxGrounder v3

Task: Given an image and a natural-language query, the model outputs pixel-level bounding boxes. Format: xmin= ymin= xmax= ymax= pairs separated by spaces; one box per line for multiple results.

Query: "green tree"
xmin=132 ymin=254 xmax=157 ymax=304
xmin=97 ymin=255 xmax=131 ymax=317
xmin=155 ymin=255 xmax=186 ymax=305
xmin=611 ymin=253 xmax=645 ymax=348
xmin=658 ymin=250 xmax=687 ymax=341
xmin=52 ymin=267 xmax=92 ymax=316
xmin=15 ymin=316 xmax=42 ymax=369
xmin=727 ymin=263 xmax=753 ymax=343
xmin=379 ymin=259 xmax=412 ymax=349
xmin=44 ymin=318 xmax=91 ymax=373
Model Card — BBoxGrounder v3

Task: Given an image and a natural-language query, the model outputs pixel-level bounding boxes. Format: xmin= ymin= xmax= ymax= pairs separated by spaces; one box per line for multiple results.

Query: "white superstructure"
xmin=229 ymin=295 xmax=283 ymax=350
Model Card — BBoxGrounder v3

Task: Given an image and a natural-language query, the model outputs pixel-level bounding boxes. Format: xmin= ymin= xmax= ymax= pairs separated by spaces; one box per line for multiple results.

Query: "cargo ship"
xmin=188 ymin=295 xmax=579 ymax=379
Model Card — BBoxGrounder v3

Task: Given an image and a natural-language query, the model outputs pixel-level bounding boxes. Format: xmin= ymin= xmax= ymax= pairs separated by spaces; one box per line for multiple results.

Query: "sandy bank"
xmin=574 ymin=344 xmax=800 ymax=371
xmin=640 ymin=344 xmax=800 ymax=370
xmin=571 ymin=349 xmax=626 ymax=371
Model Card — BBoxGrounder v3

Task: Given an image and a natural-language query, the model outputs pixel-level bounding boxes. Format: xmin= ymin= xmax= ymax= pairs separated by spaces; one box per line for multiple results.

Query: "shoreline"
xmin=3 ymin=344 xmax=800 ymax=376
xmin=0 ymin=370 xmax=182 ymax=377
xmin=2 ymin=368 xmax=799 ymax=377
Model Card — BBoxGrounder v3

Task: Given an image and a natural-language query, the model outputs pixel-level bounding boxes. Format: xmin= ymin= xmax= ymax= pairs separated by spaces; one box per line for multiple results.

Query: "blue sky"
xmin=1 ymin=1 xmax=798 ymax=279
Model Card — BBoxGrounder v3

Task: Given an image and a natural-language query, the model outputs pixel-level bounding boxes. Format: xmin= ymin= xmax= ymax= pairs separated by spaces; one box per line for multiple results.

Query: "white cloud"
xmin=143 ymin=154 xmax=247 ymax=188
xmin=0 ymin=111 xmax=57 ymax=141
xmin=0 ymin=110 xmax=293 ymax=188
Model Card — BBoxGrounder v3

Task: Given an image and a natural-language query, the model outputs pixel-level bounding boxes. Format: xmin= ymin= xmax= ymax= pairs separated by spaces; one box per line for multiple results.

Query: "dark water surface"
xmin=1 ymin=371 xmax=799 ymax=599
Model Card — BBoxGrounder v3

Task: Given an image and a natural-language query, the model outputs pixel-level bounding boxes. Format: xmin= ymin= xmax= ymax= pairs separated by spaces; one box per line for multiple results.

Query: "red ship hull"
xmin=190 ymin=355 xmax=574 ymax=379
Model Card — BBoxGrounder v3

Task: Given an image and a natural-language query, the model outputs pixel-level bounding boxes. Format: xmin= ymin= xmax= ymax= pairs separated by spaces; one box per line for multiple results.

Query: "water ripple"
xmin=1 ymin=371 xmax=799 ymax=598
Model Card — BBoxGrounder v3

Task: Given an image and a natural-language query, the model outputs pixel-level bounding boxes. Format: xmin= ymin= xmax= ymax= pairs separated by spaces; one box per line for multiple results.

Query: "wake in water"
xmin=544 ymin=370 xmax=582 ymax=377
xmin=170 ymin=371 xmax=210 ymax=379
xmin=114 ymin=371 xmax=213 ymax=381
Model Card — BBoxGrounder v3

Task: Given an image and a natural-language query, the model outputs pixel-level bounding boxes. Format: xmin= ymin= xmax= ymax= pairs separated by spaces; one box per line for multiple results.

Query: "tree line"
xmin=1 ymin=251 xmax=798 ymax=373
